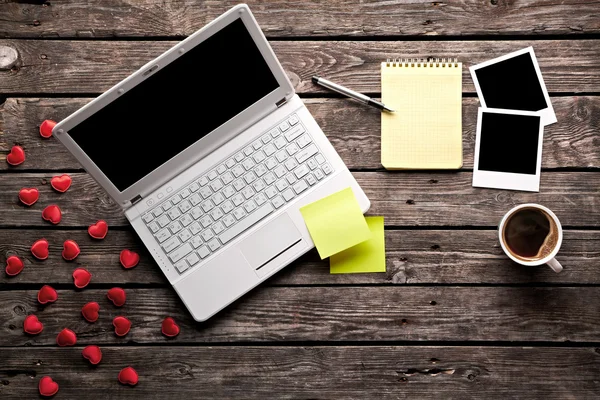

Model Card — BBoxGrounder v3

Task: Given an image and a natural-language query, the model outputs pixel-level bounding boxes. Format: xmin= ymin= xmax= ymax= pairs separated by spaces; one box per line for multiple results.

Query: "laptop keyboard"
xmin=141 ymin=113 xmax=334 ymax=275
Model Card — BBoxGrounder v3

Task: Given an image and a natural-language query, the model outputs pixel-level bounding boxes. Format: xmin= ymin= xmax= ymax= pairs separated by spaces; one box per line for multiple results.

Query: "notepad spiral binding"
xmin=385 ymin=58 xmax=459 ymax=68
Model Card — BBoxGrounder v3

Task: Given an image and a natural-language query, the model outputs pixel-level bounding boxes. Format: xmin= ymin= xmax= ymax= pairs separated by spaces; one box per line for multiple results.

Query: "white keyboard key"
xmin=167 ymin=208 xmax=181 ymax=220
xmin=242 ymin=158 xmax=255 ymax=171
xmin=279 ymin=121 xmax=290 ymax=132
xmin=264 ymin=172 xmax=276 ymax=185
xmin=233 ymin=208 xmax=246 ymax=220
xmin=255 ymin=164 xmax=268 ymax=177
xmin=272 ymin=195 xmax=285 ymax=208
xmin=185 ymin=252 xmax=200 ymax=267
xmin=293 ymin=179 xmax=309 ymax=194
xmin=275 ymin=150 xmax=288 ymax=163
xmin=274 ymin=165 xmax=287 ymax=178
xmin=314 ymin=168 xmax=325 ymax=180
xmin=189 ymin=221 xmax=202 ymax=235
xmin=253 ymin=151 xmax=266 ymax=163
xmin=307 ymin=158 xmax=318 ymax=170
xmin=212 ymin=221 xmax=225 ymax=235
xmin=286 ymin=143 xmax=299 ymax=156
xmin=269 ymin=128 xmax=280 ymax=138
xmin=200 ymin=186 xmax=212 ymax=199
xmin=261 ymin=134 xmax=272 ymax=144
xmin=191 ymin=236 xmax=203 ymax=249
xmin=171 ymin=194 xmax=182 ymax=204
xmin=265 ymin=157 xmax=278 ymax=170
xmin=143 ymin=213 xmax=154 ymax=223
xmin=178 ymin=228 xmax=192 ymax=243
xmin=244 ymin=200 xmax=257 ymax=213
xmin=168 ymin=221 xmax=183 ymax=234
xmin=315 ymin=154 xmax=326 ymax=164
xmin=201 ymin=229 xmax=215 ymax=241
xmin=232 ymin=193 xmax=245 ymax=206
xmin=191 ymin=206 xmax=203 ymax=220
xmin=282 ymin=188 xmax=295 ymax=202
xmin=306 ymin=173 xmax=317 ymax=186
xmin=152 ymin=208 xmax=164 ymax=217
xmin=208 ymin=239 xmax=221 ymax=252
xmin=322 ymin=163 xmax=333 ymax=174
xmin=148 ymin=221 xmax=159 ymax=233
xmin=200 ymin=215 xmax=212 ymax=228
xmin=162 ymin=201 xmax=173 ymax=211
xmin=223 ymin=214 xmax=236 ymax=227
xmin=197 ymin=246 xmax=210 ymax=258
xmin=155 ymin=228 xmax=171 ymax=243
xmin=233 ymin=179 xmax=246 ymax=191
xmin=189 ymin=182 xmax=200 ymax=193
xmin=244 ymin=146 xmax=253 ymax=156
xmin=212 ymin=192 xmax=225 ymax=206
xmin=162 ymin=237 xmax=180 ymax=254
xmin=221 ymin=200 xmax=234 ymax=214
xmin=208 ymin=170 xmax=218 ymax=180
xmin=210 ymin=207 xmax=224 ymax=221
xmin=169 ymin=243 xmax=193 ymax=263
xmin=255 ymin=192 xmax=268 ymax=206
xmin=241 ymin=186 xmax=254 ymax=199
xmin=296 ymin=144 xmax=319 ymax=164
xmin=201 ymin=200 xmax=215 ymax=213
xmin=174 ymin=260 xmax=189 ymax=274
xmin=284 ymin=125 xmax=305 ymax=142
xmin=252 ymin=140 xmax=262 ymax=150
xmin=235 ymin=152 xmax=245 ymax=162
xmin=264 ymin=143 xmax=277 ymax=156
xmin=265 ymin=186 xmax=278 ymax=199
xmin=225 ymin=158 xmax=235 ymax=168
xmin=244 ymin=171 xmax=257 ymax=184
xmin=180 ymin=188 xmax=191 ymax=198
xmin=216 ymin=164 xmax=227 ymax=175
xmin=223 ymin=185 xmax=236 ymax=198
xmin=179 ymin=200 xmax=192 ymax=214
xmin=210 ymin=178 xmax=223 ymax=192
xmin=294 ymin=164 xmax=310 ymax=179
xmin=157 ymin=214 xmax=170 ymax=228
xmin=286 ymin=174 xmax=297 ymax=185
xmin=222 ymin=172 xmax=234 ymax=185
xmin=288 ymin=115 xmax=299 ymax=125
xmin=252 ymin=179 xmax=266 ymax=192
xmin=296 ymin=134 xmax=312 ymax=148
xmin=189 ymin=193 xmax=202 ymax=206
xmin=274 ymin=136 xmax=287 ymax=149
xmin=275 ymin=179 xmax=288 ymax=191
xmin=198 ymin=176 xmax=209 ymax=186
xmin=284 ymin=158 xmax=298 ymax=171
xmin=219 ymin=203 xmax=274 ymax=244
xmin=179 ymin=214 xmax=193 ymax=227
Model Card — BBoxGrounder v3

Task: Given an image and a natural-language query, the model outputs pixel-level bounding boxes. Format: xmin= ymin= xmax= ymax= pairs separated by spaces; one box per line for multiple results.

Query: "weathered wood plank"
xmin=1 ymin=229 xmax=598 ymax=286
xmin=1 ymin=40 xmax=599 ymax=94
xmin=0 ymin=172 xmax=598 ymax=228
xmin=2 ymin=287 xmax=600 ymax=345
xmin=2 ymin=346 xmax=599 ymax=399
xmin=1 ymin=0 xmax=599 ymax=38
xmin=3 ymin=96 xmax=600 ymax=170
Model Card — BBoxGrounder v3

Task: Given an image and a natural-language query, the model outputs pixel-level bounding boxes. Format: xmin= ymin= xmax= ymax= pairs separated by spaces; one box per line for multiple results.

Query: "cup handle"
xmin=547 ymin=258 xmax=563 ymax=273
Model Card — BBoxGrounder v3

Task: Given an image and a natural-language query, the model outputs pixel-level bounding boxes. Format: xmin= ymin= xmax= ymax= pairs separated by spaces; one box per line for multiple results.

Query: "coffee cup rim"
xmin=498 ymin=203 xmax=563 ymax=266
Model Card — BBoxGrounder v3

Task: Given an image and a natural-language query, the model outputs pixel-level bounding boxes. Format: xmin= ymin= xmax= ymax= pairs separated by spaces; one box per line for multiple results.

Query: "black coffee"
xmin=503 ymin=208 xmax=557 ymax=260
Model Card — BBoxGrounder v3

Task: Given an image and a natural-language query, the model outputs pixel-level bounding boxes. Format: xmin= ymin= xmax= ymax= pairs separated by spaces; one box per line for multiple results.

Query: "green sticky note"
xmin=330 ymin=216 xmax=386 ymax=274
xmin=300 ymin=187 xmax=371 ymax=259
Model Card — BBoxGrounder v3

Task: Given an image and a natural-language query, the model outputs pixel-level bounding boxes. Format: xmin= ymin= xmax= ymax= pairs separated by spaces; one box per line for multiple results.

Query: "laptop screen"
xmin=68 ymin=18 xmax=279 ymax=191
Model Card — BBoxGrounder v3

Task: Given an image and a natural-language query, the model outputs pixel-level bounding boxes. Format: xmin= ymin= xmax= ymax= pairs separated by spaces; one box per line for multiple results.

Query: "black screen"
xmin=69 ymin=18 xmax=279 ymax=191
xmin=474 ymin=53 xmax=548 ymax=112
xmin=478 ymin=112 xmax=541 ymax=175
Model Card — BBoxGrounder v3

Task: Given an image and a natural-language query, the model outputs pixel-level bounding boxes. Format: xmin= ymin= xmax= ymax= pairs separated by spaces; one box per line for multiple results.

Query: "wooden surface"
xmin=1 ymin=1 xmax=600 ymax=398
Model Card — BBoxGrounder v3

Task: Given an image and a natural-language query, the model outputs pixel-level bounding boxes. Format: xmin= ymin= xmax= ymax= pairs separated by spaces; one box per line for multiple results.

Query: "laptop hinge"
xmin=276 ymin=97 xmax=287 ymax=108
xmin=130 ymin=194 xmax=142 ymax=205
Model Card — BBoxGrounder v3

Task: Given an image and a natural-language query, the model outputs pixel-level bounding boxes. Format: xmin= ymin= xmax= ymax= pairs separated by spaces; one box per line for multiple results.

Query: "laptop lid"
xmin=53 ymin=4 xmax=294 ymax=208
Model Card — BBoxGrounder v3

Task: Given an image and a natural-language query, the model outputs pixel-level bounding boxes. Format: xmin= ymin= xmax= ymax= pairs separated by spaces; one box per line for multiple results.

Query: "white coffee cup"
xmin=498 ymin=203 xmax=563 ymax=273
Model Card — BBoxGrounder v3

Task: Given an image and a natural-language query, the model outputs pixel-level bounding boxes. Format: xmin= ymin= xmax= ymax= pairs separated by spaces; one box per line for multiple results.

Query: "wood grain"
xmin=1 ymin=346 xmax=599 ymax=399
xmin=1 ymin=0 xmax=599 ymax=38
xmin=1 ymin=229 xmax=598 ymax=286
xmin=3 ymin=96 xmax=600 ymax=171
xmin=0 ymin=172 xmax=598 ymax=228
xmin=1 ymin=40 xmax=599 ymax=94
xmin=2 ymin=287 xmax=600 ymax=345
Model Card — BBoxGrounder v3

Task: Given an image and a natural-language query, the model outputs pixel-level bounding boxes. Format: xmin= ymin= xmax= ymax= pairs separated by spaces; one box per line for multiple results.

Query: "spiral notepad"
xmin=381 ymin=58 xmax=462 ymax=169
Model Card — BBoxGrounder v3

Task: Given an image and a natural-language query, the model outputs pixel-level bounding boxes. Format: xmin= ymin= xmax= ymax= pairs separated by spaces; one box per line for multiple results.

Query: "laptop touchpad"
xmin=239 ymin=213 xmax=302 ymax=270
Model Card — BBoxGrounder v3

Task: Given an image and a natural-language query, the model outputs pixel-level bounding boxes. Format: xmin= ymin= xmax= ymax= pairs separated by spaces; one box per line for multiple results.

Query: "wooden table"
xmin=1 ymin=1 xmax=600 ymax=398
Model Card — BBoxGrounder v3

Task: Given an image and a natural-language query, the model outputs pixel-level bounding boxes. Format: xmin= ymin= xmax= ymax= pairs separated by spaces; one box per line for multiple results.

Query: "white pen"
xmin=312 ymin=75 xmax=394 ymax=113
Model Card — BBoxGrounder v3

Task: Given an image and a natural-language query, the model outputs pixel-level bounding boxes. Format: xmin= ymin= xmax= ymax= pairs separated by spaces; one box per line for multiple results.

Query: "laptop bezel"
xmin=52 ymin=4 xmax=294 ymax=208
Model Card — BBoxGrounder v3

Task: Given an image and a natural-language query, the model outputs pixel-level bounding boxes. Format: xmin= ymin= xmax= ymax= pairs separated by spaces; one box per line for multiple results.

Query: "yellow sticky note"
xmin=330 ymin=216 xmax=386 ymax=274
xmin=300 ymin=187 xmax=371 ymax=259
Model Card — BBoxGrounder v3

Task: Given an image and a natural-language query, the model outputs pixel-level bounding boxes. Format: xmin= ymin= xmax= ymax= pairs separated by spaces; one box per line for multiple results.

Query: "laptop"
xmin=53 ymin=4 xmax=370 ymax=321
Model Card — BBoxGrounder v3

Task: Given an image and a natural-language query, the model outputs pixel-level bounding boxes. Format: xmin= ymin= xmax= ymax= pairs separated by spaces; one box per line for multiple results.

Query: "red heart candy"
xmin=18 ymin=188 xmax=39 ymax=206
xmin=88 ymin=220 xmax=108 ymax=239
xmin=56 ymin=328 xmax=77 ymax=346
xmin=107 ymin=287 xmax=126 ymax=307
xmin=81 ymin=301 xmax=100 ymax=322
xmin=42 ymin=204 xmax=62 ymax=225
xmin=62 ymin=239 xmax=80 ymax=261
xmin=118 ymin=366 xmax=139 ymax=386
xmin=39 ymin=119 xmax=57 ymax=139
xmin=120 ymin=249 xmax=139 ymax=269
xmin=23 ymin=314 xmax=44 ymax=335
xmin=5 ymin=255 xmax=24 ymax=276
xmin=50 ymin=174 xmax=72 ymax=193
xmin=82 ymin=345 xmax=103 ymax=365
xmin=161 ymin=317 xmax=180 ymax=338
xmin=31 ymin=238 xmax=50 ymax=260
xmin=113 ymin=316 xmax=131 ymax=337
xmin=6 ymin=145 xmax=25 ymax=166
xmin=37 ymin=285 xmax=58 ymax=304
xmin=39 ymin=376 xmax=59 ymax=397
xmin=72 ymin=268 xmax=91 ymax=288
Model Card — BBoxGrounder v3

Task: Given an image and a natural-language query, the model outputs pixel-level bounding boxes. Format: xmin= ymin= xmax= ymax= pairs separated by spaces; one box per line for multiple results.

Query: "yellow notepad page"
xmin=381 ymin=61 xmax=462 ymax=169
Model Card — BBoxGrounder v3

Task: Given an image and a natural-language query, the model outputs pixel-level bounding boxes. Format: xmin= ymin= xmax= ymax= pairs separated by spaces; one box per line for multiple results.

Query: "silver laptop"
xmin=53 ymin=4 xmax=370 ymax=321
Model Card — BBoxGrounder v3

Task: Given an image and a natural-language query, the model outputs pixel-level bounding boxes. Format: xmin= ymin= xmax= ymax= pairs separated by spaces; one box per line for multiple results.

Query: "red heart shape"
xmin=39 ymin=119 xmax=56 ymax=139
xmin=120 ymin=249 xmax=139 ymax=269
xmin=107 ymin=287 xmax=126 ymax=307
xmin=23 ymin=314 xmax=44 ymax=335
xmin=31 ymin=238 xmax=50 ymax=260
xmin=56 ymin=328 xmax=77 ymax=346
xmin=88 ymin=220 xmax=108 ymax=239
xmin=161 ymin=317 xmax=180 ymax=338
xmin=39 ymin=376 xmax=59 ymax=397
xmin=37 ymin=285 xmax=58 ymax=304
xmin=118 ymin=366 xmax=139 ymax=386
xmin=82 ymin=345 xmax=103 ymax=365
xmin=6 ymin=145 xmax=25 ymax=166
xmin=113 ymin=316 xmax=131 ymax=337
xmin=50 ymin=174 xmax=72 ymax=193
xmin=42 ymin=204 xmax=62 ymax=225
xmin=81 ymin=301 xmax=100 ymax=322
xmin=5 ymin=255 xmax=24 ymax=276
xmin=62 ymin=239 xmax=80 ymax=261
xmin=72 ymin=268 xmax=91 ymax=288
xmin=18 ymin=188 xmax=39 ymax=206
